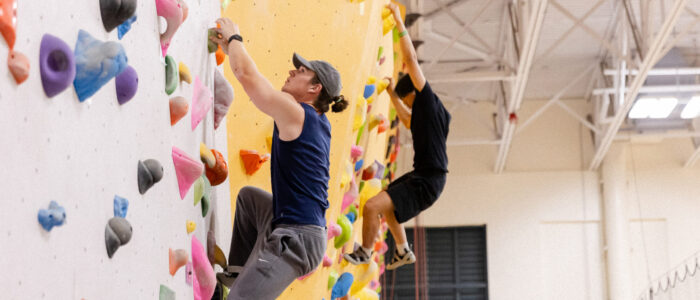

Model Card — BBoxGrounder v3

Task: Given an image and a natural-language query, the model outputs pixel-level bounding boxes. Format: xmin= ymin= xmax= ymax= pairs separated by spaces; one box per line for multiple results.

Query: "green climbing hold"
xmin=164 ymin=55 xmax=178 ymax=95
xmin=207 ymin=29 xmax=218 ymax=53
xmin=334 ymin=214 xmax=352 ymax=248
xmin=159 ymin=284 xmax=175 ymax=300
xmin=377 ymin=46 xmax=384 ymax=61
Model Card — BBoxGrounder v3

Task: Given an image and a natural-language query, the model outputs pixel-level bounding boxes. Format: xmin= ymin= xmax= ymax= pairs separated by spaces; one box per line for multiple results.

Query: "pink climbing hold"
xmin=172 ymin=146 xmax=204 ymax=199
xmin=185 ymin=262 xmax=193 ymax=285
xmin=341 ymin=179 xmax=358 ymax=212
xmin=191 ymin=76 xmax=213 ymax=130
xmin=191 ymin=235 xmax=216 ymax=300
xmin=155 ymin=0 xmax=186 ymax=56
xmin=350 ymin=145 xmax=364 ymax=161
xmin=327 ymin=223 xmax=341 ymax=240
xmin=323 ymin=254 xmax=333 ymax=267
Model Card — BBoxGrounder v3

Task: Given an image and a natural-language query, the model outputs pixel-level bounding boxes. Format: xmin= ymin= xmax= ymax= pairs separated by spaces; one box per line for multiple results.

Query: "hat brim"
xmin=292 ymin=53 xmax=314 ymax=72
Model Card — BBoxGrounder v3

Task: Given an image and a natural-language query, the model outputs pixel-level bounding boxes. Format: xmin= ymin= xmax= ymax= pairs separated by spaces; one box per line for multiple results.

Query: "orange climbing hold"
xmin=215 ymin=46 xmax=225 ymax=66
xmin=240 ymin=150 xmax=270 ymax=175
xmin=8 ymin=50 xmax=28 ymax=84
xmin=0 ymin=0 xmax=17 ymax=49
xmin=205 ymin=149 xmax=228 ymax=186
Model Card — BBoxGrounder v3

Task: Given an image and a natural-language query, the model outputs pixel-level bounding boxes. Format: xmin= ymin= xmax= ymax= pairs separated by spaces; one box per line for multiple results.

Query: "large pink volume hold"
xmin=191 ymin=76 xmax=213 ymax=130
xmin=191 ymin=235 xmax=216 ymax=300
xmin=172 ymin=147 xmax=204 ymax=199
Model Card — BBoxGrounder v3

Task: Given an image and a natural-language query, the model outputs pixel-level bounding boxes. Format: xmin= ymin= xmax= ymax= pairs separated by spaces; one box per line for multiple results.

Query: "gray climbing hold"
xmin=137 ymin=159 xmax=163 ymax=195
xmin=105 ymin=217 xmax=132 ymax=258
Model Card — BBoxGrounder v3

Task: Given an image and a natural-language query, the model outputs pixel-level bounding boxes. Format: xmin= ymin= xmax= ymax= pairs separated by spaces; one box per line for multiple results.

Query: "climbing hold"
xmin=342 ymin=179 xmax=358 ymax=212
xmin=164 ymin=55 xmax=178 ymax=95
xmin=99 ymin=0 xmax=137 ymax=32
xmin=377 ymin=118 xmax=389 ymax=133
xmin=334 ymin=214 xmax=352 ymax=248
xmin=347 ymin=204 xmax=358 ymax=220
xmin=221 ymin=0 xmax=231 ymax=11
xmin=169 ymin=248 xmax=189 ymax=275
xmin=199 ymin=143 xmax=215 ymax=167
xmin=0 ymin=0 xmax=16 ymax=48
xmin=354 ymin=287 xmax=379 ymax=300
xmin=73 ymin=30 xmax=128 ymax=102
xmin=376 ymin=78 xmax=390 ymax=95
xmin=172 ymin=146 xmax=204 ymax=199
xmin=328 ymin=270 xmax=339 ymax=291
xmin=207 ymin=29 xmax=218 ymax=53
xmin=350 ymin=145 xmax=363 ymax=160
xmin=191 ymin=76 xmax=213 ymax=130
xmin=178 ymin=62 xmax=191 ymax=83
xmin=340 ymin=160 xmax=352 ymax=189
xmin=369 ymin=280 xmax=379 ymax=290
xmin=159 ymin=284 xmax=175 ymax=300
xmin=215 ymin=46 xmax=225 ymax=66
xmin=201 ymin=192 xmax=210 ymax=217
xmin=379 ymin=56 xmax=386 ymax=66
xmin=363 ymin=84 xmax=376 ymax=99
xmin=156 ymin=0 xmax=186 ymax=56
xmin=359 ymin=179 xmax=382 ymax=215
xmin=105 ymin=217 xmax=132 ymax=258
xmin=191 ymin=235 xmax=216 ymax=300
xmin=266 ymin=135 xmax=273 ymax=150
xmin=331 ymin=272 xmax=354 ymax=299
xmin=240 ymin=150 xmax=270 ymax=175
xmin=169 ymin=96 xmax=189 ymax=126
xmin=40 ymin=34 xmax=76 ymax=97
xmin=361 ymin=164 xmax=376 ymax=181
xmin=375 ymin=241 xmax=388 ymax=255
xmin=185 ymin=262 xmax=193 ymax=285
xmin=115 ymin=65 xmax=138 ymax=105
xmin=346 ymin=211 xmax=356 ymax=223
xmin=117 ymin=15 xmax=137 ymax=39
xmin=377 ymin=47 xmax=383 ymax=61
xmin=327 ymin=223 xmax=341 ymax=240
xmin=382 ymin=11 xmax=396 ymax=35
xmin=322 ymin=254 xmax=333 ymax=267
xmin=213 ymin=69 xmax=234 ymax=130
xmin=137 ymin=159 xmax=163 ymax=195
xmin=205 ymin=149 xmax=228 ymax=186
xmin=37 ymin=201 xmax=66 ymax=231
xmin=212 ymin=243 xmax=227 ymax=269
xmin=350 ymin=260 xmax=378 ymax=295
xmin=369 ymin=114 xmax=386 ymax=132
xmin=113 ymin=195 xmax=128 ymax=218
xmin=193 ymin=175 xmax=211 ymax=206
xmin=8 ymin=50 xmax=29 ymax=84
xmin=355 ymin=159 xmax=363 ymax=172
xmin=186 ymin=220 xmax=196 ymax=234
xmin=372 ymin=161 xmax=385 ymax=180
xmin=353 ymin=96 xmax=367 ymax=131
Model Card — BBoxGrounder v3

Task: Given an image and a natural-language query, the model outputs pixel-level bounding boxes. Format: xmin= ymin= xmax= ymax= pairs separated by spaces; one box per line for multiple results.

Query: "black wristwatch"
xmin=228 ymin=34 xmax=243 ymax=43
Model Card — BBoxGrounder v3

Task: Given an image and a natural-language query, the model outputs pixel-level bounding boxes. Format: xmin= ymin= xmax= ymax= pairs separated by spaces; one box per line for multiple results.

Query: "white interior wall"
xmin=0 ymin=1 xmax=232 ymax=299
xmin=399 ymin=98 xmax=700 ymax=299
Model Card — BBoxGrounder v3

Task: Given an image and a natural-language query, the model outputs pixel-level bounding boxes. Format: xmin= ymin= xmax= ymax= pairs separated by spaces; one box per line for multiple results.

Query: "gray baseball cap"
xmin=292 ymin=53 xmax=342 ymax=98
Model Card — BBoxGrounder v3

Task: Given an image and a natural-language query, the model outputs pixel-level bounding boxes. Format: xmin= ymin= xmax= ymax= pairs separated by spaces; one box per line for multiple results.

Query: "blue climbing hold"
xmin=331 ymin=272 xmax=354 ymax=299
xmin=117 ymin=15 xmax=137 ymax=40
xmin=355 ymin=159 xmax=363 ymax=172
xmin=73 ymin=30 xmax=128 ymax=102
xmin=113 ymin=195 xmax=129 ymax=218
xmin=37 ymin=201 xmax=66 ymax=231
xmin=345 ymin=211 xmax=356 ymax=223
xmin=363 ymin=84 xmax=376 ymax=99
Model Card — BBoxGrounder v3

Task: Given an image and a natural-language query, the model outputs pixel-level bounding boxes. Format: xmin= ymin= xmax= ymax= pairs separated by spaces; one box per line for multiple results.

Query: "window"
xmin=382 ymin=226 xmax=489 ymax=300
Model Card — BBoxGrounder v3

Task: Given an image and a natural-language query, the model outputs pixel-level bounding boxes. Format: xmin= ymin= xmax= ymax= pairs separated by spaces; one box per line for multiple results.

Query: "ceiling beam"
xmin=429 ymin=0 xmax=495 ymax=54
xmin=494 ymin=0 xmax=549 ymax=173
xmin=588 ymin=0 xmax=688 ymax=170
xmin=428 ymin=71 xmax=515 ymax=83
xmin=425 ymin=30 xmax=497 ymax=63
xmin=423 ymin=0 xmax=469 ymax=20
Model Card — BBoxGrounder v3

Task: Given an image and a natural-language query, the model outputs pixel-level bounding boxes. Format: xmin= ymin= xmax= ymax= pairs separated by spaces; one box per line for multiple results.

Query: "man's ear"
xmin=309 ymin=83 xmax=322 ymax=94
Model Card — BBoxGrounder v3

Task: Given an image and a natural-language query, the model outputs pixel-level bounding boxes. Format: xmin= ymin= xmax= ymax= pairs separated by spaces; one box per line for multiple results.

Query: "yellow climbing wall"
xmin=221 ymin=0 xmax=395 ymax=298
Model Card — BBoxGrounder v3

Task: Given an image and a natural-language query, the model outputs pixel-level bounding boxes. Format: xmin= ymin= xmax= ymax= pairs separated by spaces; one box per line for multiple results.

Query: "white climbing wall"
xmin=0 ymin=0 xmax=233 ymax=299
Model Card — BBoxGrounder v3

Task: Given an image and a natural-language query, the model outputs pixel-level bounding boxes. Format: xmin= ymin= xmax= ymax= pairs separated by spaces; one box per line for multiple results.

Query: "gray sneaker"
xmin=216 ymin=266 xmax=242 ymax=288
xmin=386 ymin=248 xmax=416 ymax=270
xmin=344 ymin=247 xmax=373 ymax=265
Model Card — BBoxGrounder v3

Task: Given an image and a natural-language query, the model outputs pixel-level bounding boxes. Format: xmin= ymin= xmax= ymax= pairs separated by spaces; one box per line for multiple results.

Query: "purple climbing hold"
xmin=39 ymin=34 xmax=76 ymax=98
xmin=115 ymin=65 xmax=138 ymax=105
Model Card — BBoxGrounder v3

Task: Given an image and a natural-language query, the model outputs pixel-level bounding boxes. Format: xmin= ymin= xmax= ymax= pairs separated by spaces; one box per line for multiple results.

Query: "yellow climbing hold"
xmin=200 ymin=143 xmax=215 ymax=168
xmin=266 ymin=135 xmax=273 ymax=151
xmin=353 ymin=96 xmax=367 ymax=131
xmin=359 ymin=178 xmax=382 ymax=215
xmin=179 ymin=62 xmax=192 ymax=84
xmin=186 ymin=220 xmax=196 ymax=234
xmin=376 ymin=78 xmax=390 ymax=95
xmin=382 ymin=8 xmax=396 ymax=35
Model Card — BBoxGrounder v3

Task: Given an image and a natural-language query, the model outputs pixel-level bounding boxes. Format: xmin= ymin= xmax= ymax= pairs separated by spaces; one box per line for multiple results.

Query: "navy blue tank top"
xmin=270 ymin=103 xmax=331 ymax=227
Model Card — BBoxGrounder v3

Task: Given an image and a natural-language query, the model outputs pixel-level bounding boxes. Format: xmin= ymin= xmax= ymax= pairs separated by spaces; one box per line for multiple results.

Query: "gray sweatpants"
xmin=226 ymin=186 xmax=327 ymax=300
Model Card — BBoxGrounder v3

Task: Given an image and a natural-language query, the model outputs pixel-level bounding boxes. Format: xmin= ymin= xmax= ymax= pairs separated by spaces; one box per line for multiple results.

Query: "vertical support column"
xmin=602 ymin=144 xmax=632 ymax=300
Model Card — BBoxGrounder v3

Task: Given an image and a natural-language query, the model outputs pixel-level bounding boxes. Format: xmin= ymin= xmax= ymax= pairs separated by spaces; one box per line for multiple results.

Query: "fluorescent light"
xmin=629 ymin=98 xmax=657 ymax=119
xmin=649 ymin=97 xmax=677 ymax=118
xmin=628 ymin=97 xmax=678 ymax=119
xmin=681 ymin=96 xmax=700 ymax=119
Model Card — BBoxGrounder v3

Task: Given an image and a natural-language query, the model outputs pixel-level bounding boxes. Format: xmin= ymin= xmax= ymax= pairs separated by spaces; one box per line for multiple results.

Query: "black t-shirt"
xmin=410 ymin=82 xmax=451 ymax=173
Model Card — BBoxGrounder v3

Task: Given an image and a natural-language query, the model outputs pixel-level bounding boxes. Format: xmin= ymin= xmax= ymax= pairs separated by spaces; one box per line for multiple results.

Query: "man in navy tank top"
xmin=344 ymin=4 xmax=451 ymax=270
xmin=210 ymin=18 xmax=348 ymax=299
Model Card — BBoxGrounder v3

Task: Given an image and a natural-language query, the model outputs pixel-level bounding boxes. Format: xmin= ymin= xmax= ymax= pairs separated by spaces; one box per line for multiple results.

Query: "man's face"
xmin=282 ymin=66 xmax=319 ymax=101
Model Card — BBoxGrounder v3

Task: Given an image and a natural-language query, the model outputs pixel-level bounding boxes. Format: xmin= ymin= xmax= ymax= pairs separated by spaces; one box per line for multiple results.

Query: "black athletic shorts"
xmin=386 ymin=170 xmax=446 ymax=223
